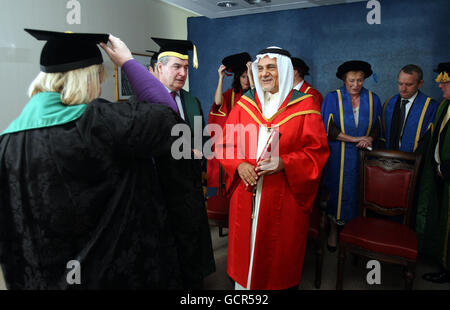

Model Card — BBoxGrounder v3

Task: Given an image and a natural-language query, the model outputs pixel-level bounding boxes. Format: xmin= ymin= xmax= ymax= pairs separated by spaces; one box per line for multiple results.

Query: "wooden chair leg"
xmin=336 ymin=245 xmax=346 ymax=290
xmin=314 ymin=210 xmax=327 ymax=289
xmin=404 ymin=263 xmax=415 ymax=290
xmin=351 ymin=253 xmax=359 ymax=267
xmin=314 ymin=238 xmax=324 ymax=289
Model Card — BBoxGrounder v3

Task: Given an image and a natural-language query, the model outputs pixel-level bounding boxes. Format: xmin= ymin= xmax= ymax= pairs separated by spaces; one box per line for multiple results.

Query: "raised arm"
xmin=100 ymin=35 xmax=178 ymax=112
xmin=214 ymin=65 xmax=226 ymax=106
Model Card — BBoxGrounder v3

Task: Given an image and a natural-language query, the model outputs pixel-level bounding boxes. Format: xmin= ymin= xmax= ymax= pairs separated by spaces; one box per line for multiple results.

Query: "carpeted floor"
xmin=1 ymin=225 xmax=449 ymax=290
xmin=204 ymin=226 xmax=450 ymax=290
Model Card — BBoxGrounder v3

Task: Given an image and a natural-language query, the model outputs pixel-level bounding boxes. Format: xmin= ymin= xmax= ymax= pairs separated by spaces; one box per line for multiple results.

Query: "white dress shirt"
xmin=401 ymin=91 xmax=419 ymax=129
xmin=263 ymin=91 xmax=280 ymax=119
xmin=293 ymin=80 xmax=305 ymax=91
xmin=399 ymin=91 xmax=419 ymax=147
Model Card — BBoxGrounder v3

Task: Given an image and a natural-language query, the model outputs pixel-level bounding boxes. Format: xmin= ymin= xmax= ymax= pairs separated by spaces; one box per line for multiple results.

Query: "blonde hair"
xmin=28 ymin=64 xmax=106 ymax=105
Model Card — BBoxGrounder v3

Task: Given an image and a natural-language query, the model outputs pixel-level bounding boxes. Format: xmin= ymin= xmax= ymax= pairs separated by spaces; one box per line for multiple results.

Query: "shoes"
xmin=422 ymin=271 xmax=450 ymax=284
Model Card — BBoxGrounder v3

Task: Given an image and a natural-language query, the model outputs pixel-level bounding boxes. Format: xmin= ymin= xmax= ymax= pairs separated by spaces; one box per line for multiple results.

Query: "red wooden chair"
xmin=336 ymin=150 xmax=422 ymax=290
xmin=307 ymin=185 xmax=330 ymax=289
xmin=206 ymin=164 xmax=229 ymax=237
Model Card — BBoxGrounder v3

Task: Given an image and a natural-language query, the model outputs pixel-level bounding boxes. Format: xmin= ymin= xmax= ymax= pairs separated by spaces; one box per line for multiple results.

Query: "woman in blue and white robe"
xmin=321 ymin=60 xmax=382 ymax=251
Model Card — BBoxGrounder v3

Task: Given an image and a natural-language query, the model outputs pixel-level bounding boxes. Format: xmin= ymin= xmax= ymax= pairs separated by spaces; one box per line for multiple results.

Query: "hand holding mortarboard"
xmin=218 ymin=64 xmax=227 ymax=79
xmin=99 ymin=35 xmax=133 ymax=67
xmin=24 ymin=28 xmax=108 ymax=73
xmin=221 ymin=52 xmax=251 ymax=74
xmin=214 ymin=64 xmax=228 ymax=106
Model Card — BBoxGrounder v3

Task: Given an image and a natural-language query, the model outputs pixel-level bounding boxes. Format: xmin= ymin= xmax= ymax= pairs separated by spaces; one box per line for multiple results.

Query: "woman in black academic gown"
xmin=0 ymin=29 xmax=215 ymax=289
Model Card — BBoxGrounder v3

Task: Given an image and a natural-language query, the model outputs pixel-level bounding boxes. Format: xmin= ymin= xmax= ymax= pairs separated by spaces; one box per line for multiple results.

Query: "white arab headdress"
xmin=251 ymin=46 xmax=294 ymax=119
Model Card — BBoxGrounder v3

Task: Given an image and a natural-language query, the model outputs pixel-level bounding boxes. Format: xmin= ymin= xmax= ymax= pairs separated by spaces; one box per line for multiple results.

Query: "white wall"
xmin=0 ymin=0 xmax=199 ymax=131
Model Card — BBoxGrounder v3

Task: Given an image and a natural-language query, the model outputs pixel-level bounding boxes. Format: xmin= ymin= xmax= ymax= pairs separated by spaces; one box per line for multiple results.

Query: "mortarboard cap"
xmin=25 ymin=28 xmax=109 ymax=73
xmin=222 ymin=52 xmax=251 ymax=74
xmin=291 ymin=57 xmax=310 ymax=76
xmin=336 ymin=60 xmax=373 ymax=80
xmin=151 ymin=37 xmax=198 ymax=69
xmin=434 ymin=62 xmax=450 ymax=83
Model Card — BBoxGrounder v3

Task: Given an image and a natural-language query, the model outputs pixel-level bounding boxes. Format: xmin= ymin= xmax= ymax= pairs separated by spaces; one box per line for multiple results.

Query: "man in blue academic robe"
xmin=382 ymin=64 xmax=439 ymax=154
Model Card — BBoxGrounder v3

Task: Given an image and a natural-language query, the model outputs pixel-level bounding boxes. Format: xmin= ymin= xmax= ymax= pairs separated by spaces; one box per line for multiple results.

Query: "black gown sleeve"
xmin=327 ymin=118 xmax=342 ymax=141
xmin=80 ymin=98 xmax=216 ymax=288
xmin=369 ymin=117 xmax=382 ymax=141
xmin=414 ymin=128 xmax=432 ymax=155
xmin=441 ymin=159 xmax=450 ymax=182
xmin=440 ymin=124 xmax=450 ymax=181
xmin=77 ymin=98 xmax=187 ymax=159
xmin=195 ymin=97 xmax=208 ymax=172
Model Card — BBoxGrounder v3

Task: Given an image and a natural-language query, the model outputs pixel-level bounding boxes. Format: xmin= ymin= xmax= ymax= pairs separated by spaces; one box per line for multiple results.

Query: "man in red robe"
xmin=292 ymin=57 xmax=323 ymax=107
xmin=217 ymin=47 xmax=329 ymax=290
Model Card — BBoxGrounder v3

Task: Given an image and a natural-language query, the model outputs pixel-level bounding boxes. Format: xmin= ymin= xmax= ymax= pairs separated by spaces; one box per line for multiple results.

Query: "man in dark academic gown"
xmin=152 ymin=37 xmax=206 ymax=159
xmin=292 ymin=57 xmax=323 ymax=107
xmin=0 ymin=30 xmax=215 ymax=289
xmin=382 ymin=64 xmax=439 ymax=153
xmin=416 ymin=62 xmax=450 ymax=284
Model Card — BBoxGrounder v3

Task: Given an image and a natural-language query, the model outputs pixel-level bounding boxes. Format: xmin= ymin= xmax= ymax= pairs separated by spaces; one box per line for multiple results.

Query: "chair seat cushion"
xmin=308 ymin=207 xmax=321 ymax=238
xmin=340 ymin=217 xmax=417 ymax=260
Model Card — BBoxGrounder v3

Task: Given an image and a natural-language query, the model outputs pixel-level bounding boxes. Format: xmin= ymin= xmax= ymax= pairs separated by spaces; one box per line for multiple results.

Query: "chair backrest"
xmin=359 ymin=149 xmax=422 ymax=226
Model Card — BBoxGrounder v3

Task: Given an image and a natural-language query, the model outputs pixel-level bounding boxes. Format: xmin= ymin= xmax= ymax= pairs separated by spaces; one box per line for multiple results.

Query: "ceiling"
xmin=160 ymin=0 xmax=367 ymax=19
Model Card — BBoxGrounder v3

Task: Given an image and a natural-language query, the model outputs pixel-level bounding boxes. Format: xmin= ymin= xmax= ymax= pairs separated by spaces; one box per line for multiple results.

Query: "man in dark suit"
xmin=152 ymin=38 xmax=205 ymax=157
xmin=382 ymin=64 xmax=439 ymax=154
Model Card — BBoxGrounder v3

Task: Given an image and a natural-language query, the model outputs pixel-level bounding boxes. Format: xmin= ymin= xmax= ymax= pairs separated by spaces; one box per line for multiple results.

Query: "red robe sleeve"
xmin=215 ymin=103 xmax=250 ymax=197
xmin=207 ymin=89 xmax=234 ymax=188
xmin=209 ymin=89 xmax=233 ymax=120
xmin=280 ymin=111 xmax=329 ymax=212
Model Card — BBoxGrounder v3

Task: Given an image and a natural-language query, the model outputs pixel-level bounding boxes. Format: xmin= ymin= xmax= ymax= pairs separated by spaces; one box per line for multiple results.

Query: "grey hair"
xmin=157 ymin=56 xmax=171 ymax=66
xmin=156 ymin=56 xmax=172 ymax=75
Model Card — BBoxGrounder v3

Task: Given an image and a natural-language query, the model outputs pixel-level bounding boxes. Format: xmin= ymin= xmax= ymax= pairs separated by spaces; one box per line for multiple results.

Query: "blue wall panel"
xmin=187 ymin=0 xmax=450 ymax=123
